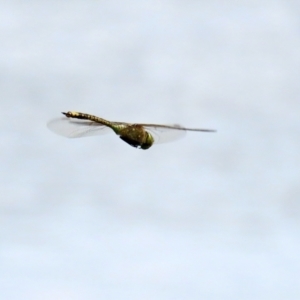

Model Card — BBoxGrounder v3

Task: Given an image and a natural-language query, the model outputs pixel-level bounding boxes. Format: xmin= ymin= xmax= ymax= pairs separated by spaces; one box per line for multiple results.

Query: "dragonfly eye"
xmin=140 ymin=132 xmax=154 ymax=150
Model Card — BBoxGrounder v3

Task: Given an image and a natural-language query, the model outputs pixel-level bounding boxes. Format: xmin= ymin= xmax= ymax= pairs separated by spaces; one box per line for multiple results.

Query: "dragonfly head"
xmin=140 ymin=132 xmax=154 ymax=149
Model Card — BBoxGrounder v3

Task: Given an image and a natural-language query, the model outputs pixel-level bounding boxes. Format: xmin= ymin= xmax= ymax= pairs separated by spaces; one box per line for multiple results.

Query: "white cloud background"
xmin=1 ymin=1 xmax=300 ymax=299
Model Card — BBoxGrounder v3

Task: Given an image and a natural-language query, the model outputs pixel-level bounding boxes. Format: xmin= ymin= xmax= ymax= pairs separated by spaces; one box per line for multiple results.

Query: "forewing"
xmin=141 ymin=124 xmax=216 ymax=144
xmin=142 ymin=124 xmax=186 ymax=144
xmin=47 ymin=117 xmax=111 ymax=138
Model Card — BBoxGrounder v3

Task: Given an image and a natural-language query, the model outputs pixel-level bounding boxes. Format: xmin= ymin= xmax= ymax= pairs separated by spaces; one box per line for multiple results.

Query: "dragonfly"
xmin=47 ymin=111 xmax=216 ymax=150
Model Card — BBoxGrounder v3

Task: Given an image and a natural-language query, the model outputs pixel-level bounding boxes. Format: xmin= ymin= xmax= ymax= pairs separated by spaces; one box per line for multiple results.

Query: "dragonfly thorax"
xmin=118 ymin=124 xmax=154 ymax=150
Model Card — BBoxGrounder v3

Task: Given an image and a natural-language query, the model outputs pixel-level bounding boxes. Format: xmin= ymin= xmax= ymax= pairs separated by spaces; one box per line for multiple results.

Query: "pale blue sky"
xmin=1 ymin=1 xmax=300 ymax=299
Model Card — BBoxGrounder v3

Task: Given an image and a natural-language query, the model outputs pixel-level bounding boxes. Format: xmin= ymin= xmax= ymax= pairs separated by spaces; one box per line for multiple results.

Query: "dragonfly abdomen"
xmin=62 ymin=111 xmax=112 ymax=128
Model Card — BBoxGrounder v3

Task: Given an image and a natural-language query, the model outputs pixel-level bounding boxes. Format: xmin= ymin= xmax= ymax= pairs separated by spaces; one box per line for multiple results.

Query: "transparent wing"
xmin=141 ymin=124 xmax=216 ymax=144
xmin=47 ymin=117 xmax=112 ymax=138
